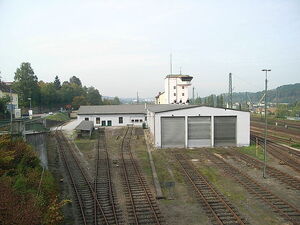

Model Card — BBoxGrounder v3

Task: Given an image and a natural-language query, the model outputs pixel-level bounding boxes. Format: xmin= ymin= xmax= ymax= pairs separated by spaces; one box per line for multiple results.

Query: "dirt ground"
xmin=59 ymin=127 xmax=300 ymax=225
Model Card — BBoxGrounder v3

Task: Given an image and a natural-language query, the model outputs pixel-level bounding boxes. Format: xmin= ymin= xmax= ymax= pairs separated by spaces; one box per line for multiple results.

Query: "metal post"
xmin=262 ymin=69 xmax=271 ymax=178
xmin=10 ymin=88 xmax=13 ymax=134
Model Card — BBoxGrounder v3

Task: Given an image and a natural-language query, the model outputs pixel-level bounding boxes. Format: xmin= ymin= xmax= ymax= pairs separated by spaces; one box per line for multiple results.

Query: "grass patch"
xmin=239 ymin=145 xmax=264 ymax=161
xmin=291 ymin=143 xmax=300 ymax=149
xmin=74 ymin=138 xmax=96 ymax=152
xmin=46 ymin=112 xmax=69 ymax=121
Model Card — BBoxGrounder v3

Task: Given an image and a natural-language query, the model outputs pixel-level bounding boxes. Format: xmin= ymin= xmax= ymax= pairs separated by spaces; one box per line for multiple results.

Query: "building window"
xmin=102 ymin=121 xmax=106 ymax=126
xmin=131 ymin=119 xmax=134 ymax=122
xmin=173 ymin=86 xmax=176 ymax=89
xmin=119 ymin=117 xmax=123 ymax=124
xmin=107 ymin=120 xmax=112 ymax=126
xmin=182 ymin=86 xmax=184 ymax=89
xmin=135 ymin=119 xmax=139 ymax=122
xmin=174 ymin=93 xmax=176 ymax=96
xmin=182 ymin=93 xmax=184 ymax=96
xmin=96 ymin=117 xmax=100 ymax=124
xmin=145 ymin=116 xmax=147 ymax=121
xmin=140 ymin=119 xmax=143 ymax=122
xmin=85 ymin=117 xmax=89 ymax=121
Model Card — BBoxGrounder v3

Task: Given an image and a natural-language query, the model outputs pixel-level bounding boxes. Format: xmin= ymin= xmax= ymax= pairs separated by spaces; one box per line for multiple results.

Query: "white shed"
xmin=146 ymin=105 xmax=250 ymax=148
xmin=77 ymin=105 xmax=146 ymax=127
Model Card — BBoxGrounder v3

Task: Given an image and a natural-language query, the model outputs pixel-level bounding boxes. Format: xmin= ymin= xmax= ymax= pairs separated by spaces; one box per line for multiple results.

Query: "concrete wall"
xmin=77 ymin=113 xmax=146 ymax=127
xmin=150 ymin=106 xmax=250 ymax=148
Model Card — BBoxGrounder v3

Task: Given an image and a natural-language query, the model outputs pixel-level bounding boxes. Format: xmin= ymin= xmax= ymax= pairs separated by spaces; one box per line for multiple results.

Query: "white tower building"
xmin=156 ymin=74 xmax=193 ymax=104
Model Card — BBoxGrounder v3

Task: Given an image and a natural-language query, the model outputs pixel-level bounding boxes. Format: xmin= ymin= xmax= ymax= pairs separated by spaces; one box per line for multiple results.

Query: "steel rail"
xmin=203 ymin=150 xmax=300 ymax=225
xmin=175 ymin=153 xmax=247 ymax=225
xmin=121 ymin=126 xmax=162 ymax=225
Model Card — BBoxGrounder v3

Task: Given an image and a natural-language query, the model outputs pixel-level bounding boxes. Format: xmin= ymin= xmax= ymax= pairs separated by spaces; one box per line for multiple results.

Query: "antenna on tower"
xmin=180 ymin=67 xmax=182 ymax=75
xmin=170 ymin=53 xmax=173 ymax=75
xmin=229 ymin=73 xmax=233 ymax=109
xmin=137 ymin=91 xmax=139 ymax=104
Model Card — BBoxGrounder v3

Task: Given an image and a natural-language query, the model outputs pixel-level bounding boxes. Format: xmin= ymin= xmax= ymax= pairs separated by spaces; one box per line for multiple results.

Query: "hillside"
xmin=228 ymin=83 xmax=300 ymax=104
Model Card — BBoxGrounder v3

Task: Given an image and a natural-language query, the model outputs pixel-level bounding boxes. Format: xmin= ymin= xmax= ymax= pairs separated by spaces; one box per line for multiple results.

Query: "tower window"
xmin=173 ymin=86 xmax=176 ymax=89
xmin=182 ymin=93 xmax=184 ymax=96
xmin=174 ymin=93 xmax=176 ymax=96
xmin=182 ymin=86 xmax=184 ymax=89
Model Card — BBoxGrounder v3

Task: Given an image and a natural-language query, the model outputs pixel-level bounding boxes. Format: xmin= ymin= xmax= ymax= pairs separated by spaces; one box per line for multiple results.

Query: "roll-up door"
xmin=214 ymin=116 xmax=236 ymax=146
xmin=161 ymin=117 xmax=185 ymax=148
xmin=188 ymin=117 xmax=211 ymax=147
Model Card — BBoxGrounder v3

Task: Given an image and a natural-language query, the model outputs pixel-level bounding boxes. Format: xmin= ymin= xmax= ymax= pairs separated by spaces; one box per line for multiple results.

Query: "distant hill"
xmin=231 ymin=83 xmax=300 ymax=104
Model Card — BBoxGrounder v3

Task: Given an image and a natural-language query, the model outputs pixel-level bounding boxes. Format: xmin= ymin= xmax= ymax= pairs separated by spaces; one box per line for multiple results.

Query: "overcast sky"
xmin=0 ymin=0 xmax=299 ymax=98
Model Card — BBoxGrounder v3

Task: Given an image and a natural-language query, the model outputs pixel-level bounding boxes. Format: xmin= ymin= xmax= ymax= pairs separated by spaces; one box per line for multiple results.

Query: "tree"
xmin=86 ymin=87 xmax=102 ymax=105
xmin=112 ymin=97 xmax=121 ymax=105
xmin=39 ymin=83 xmax=58 ymax=107
xmin=13 ymin=63 xmax=40 ymax=108
xmin=72 ymin=96 xmax=88 ymax=109
xmin=69 ymin=76 xmax=82 ymax=87
xmin=53 ymin=76 xmax=61 ymax=90
xmin=194 ymin=97 xmax=202 ymax=105
xmin=0 ymin=95 xmax=10 ymax=118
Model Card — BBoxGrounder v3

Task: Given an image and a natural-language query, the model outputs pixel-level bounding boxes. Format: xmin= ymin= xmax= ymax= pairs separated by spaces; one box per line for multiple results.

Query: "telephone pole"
xmin=262 ymin=69 xmax=271 ymax=178
xmin=192 ymin=87 xmax=195 ymax=104
xmin=228 ymin=73 xmax=233 ymax=108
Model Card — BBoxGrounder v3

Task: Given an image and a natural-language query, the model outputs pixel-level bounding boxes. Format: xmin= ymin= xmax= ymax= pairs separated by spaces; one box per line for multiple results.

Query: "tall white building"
xmin=156 ymin=74 xmax=193 ymax=104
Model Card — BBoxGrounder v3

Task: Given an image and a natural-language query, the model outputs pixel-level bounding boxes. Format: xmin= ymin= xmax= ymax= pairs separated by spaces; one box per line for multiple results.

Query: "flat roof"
xmin=147 ymin=104 xmax=197 ymax=113
xmin=78 ymin=105 xmax=146 ymax=115
xmin=75 ymin=120 xmax=94 ymax=131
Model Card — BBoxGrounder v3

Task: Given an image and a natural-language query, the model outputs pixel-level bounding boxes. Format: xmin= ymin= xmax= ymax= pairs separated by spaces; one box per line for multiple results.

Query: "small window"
xmin=96 ymin=117 xmax=100 ymax=124
xmin=173 ymin=86 xmax=176 ymax=89
xmin=102 ymin=121 xmax=106 ymax=126
xmin=145 ymin=116 xmax=147 ymax=121
xmin=131 ymin=119 xmax=134 ymax=122
xmin=174 ymin=93 xmax=176 ymax=96
xmin=119 ymin=117 xmax=123 ymax=124
xmin=140 ymin=119 xmax=143 ymax=122
xmin=182 ymin=86 xmax=184 ymax=89
xmin=135 ymin=119 xmax=139 ymax=122
xmin=107 ymin=120 xmax=112 ymax=126
xmin=85 ymin=117 xmax=89 ymax=121
xmin=182 ymin=93 xmax=184 ymax=96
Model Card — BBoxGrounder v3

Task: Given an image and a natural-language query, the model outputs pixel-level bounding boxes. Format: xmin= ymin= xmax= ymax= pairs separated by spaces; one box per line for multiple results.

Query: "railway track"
xmin=94 ymin=128 xmax=123 ymax=224
xmin=174 ymin=153 xmax=248 ymax=225
xmin=227 ymin=148 xmax=300 ymax=190
xmin=251 ymin=134 xmax=300 ymax=173
xmin=201 ymin=150 xmax=300 ymax=225
xmin=120 ymin=126 xmax=164 ymax=225
xmin=55 ymin=130 xmax=118 ymax=225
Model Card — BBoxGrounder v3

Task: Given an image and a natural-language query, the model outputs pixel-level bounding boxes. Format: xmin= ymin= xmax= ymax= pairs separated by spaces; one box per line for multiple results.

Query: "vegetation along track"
xmin=228 ymin=147 xmax=300 ymax=190
xmin=251 ymin=134 xmax=300 ymax=173
xmin=174 ymin=153 xmax=248 ymax=225
xmin=94 ymin=128 xmax=123 ymax=224
xmin=120 ymin=126 xmax=165 ymax=225
xmin=55 ymin=130 xmax=116 ymax=225
xmin=201 ymin=149 xmax=300 ymax=225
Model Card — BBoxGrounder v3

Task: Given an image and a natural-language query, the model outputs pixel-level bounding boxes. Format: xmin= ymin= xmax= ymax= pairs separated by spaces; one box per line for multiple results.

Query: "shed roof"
xmin=78 ymin=105 xmax=146 ymax=115
xmin=75 ymin=120 xmax=94 ymax=131
xmin=0 ymin=82 xmax=17 ymax=93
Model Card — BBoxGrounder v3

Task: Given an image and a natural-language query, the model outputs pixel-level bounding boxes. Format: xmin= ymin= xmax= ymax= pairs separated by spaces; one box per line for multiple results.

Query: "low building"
xmin=0 ymin=82 xmax=18 ymax=111
xmin=77 ymin=105 xmax=146 ymax=127
xmin=147 ymin=105 xmax=250 ymax=148
xmin=75 ymin=120 xmax=94 ymax=137
xmin=77 ymin=104 xmax=250 ymax=148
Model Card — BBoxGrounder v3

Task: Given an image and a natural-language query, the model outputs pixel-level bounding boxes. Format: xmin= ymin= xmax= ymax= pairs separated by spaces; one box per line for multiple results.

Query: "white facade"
xmin=77 ymin=114 xmax=146 ymax=127
xmin=156 ymin=74 xmax=193 ymax=104
xmin=147 ymin=106 xmax=250 ymax=148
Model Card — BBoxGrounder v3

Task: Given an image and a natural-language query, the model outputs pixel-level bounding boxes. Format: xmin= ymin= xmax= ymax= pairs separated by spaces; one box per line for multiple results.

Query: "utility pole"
xmin=170 ymin=54 xmax=173 ymax=75
xmin=136 ymin=91 xmax=139 ymax=104
xmin=192 ymin=87 xmax=195 ymax=104
xmin=262 ymin=69 xmax=271 ymax=179
xmin=228 ymin=73 xmax=233 ymax=109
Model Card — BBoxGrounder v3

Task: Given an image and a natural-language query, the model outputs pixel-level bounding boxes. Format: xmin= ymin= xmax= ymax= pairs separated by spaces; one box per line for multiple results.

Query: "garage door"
xmin=214 ymin=116 xmax=236 ymax=146
xmin=188 ymin=117 xmax=211 ymax=147
xmin=161 ymin=117 xmax=185 ymax=148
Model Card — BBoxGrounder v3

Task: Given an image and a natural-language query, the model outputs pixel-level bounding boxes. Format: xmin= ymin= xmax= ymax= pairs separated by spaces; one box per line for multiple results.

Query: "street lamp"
xmin=262 ymin=69 xmax=271 ymax=178
xmin=28 ymin=98 xmax=32 ymax=110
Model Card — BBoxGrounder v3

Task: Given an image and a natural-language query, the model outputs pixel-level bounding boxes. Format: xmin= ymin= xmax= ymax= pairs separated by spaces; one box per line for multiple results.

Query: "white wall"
xmin=77 ymin=114 xmax=145 ymax=127
xmin=151 ymin=106 xmax=250 ymax=148
xmin=164 ymin=77 xmax=191 ymax=104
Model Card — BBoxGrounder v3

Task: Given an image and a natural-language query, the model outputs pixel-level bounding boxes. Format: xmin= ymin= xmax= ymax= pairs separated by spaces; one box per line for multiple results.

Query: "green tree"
xmin=69 ymin=76 xmax=82 ymax=87
xmin=0 ymin=95 xmax=10 ymax=118
xmin=53 ymin=76 xmax=61 ymax=90
xmin=86 ymin=87 xmax=102 ymax=105
xmin=13 ymin=63 xmax=40 ymax=108
xmin=72 ymin=95 xmax=88 ymax=109
xmin=194 ymin=97 xmax=202 ymax=105
xmin=39 ymin=82 xmax=58 ymax=107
